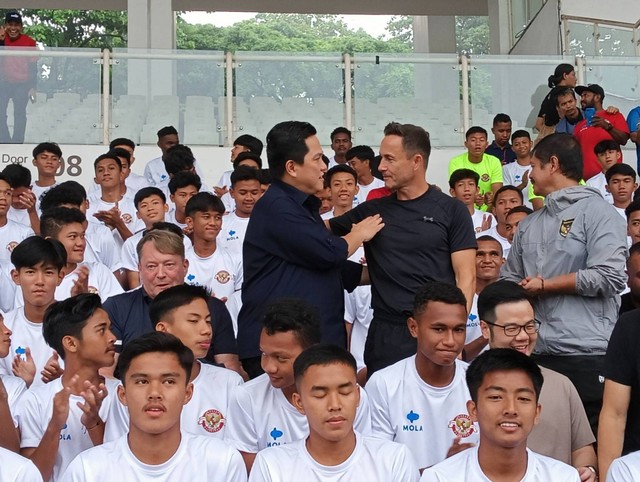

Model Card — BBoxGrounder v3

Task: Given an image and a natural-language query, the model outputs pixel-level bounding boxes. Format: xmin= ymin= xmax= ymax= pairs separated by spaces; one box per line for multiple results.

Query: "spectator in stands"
xmin=2 ymin=164 xmax=39 ymax=232
xmin=478 ymin=281 xmax=597 ymax=481
xmin=627 ymin=104 xmax=640 ymax=172
xmin=573 ymin=84 xmax=629 ymax=180
xmin=328 ymin=127 xmax=352 ymax=168
xmin=486 ymin=113 xmax=516 ymax=165
xmin=605 ymin=163 xmax=637 ymax=220
xmin=330 ymin=122 xmax=476 ymax=377
xmin=502 ymin=133 xmax=627 ymax=436
xmin=480 ymin=185 xmax=523 ymax=258
xmin=215 ymin=134 xmax=263 ymax=198
xmin=0 ymin=12 xmax=37 ymax=144
xmin=237 ymin=121 xmax=382 ymax=379
xmin=449 ymin=126 xmax=503 ymax=209
xmin=346 ymin=145 xmax=385 ymax=205
xmin=504 ymin=205 xmax=533 ymax=244
xmin=535 ymin=63 xmax=577 ymax=135
xmin=503 ymin=130 xmax=532 ymax=208
xmin=30 ymin=143 xmax=61 ymax=213
xmin=554 ymin=87 xmax=583 ymax=135
xmin=619 ymin=242 xmax=640 ymax=315
xmin=448 ymin=169 xmax=495 ymax=234
xmin=161 ymin=144 xmax=213 ymax=196
xmin=586 ymin=140 xmax=621 ymax=203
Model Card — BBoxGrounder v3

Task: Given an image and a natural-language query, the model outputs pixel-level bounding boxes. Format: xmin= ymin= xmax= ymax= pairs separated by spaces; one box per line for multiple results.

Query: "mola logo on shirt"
xmin=403 ymin=410 xmax=423 ymax=432
xmin=60 ymin=423 xmax=71 ymax=441
xmin=267 ymin=427 xmax=284 ymax=447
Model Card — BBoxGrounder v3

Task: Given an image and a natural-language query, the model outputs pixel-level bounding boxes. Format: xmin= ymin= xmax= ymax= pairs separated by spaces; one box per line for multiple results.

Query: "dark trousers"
xmin=0 ymin=82 xmax=29 ymax=143
xmin=364 ymin=318 xmax=417 ymax=380
xmin=241 ymin=356 xmax=265 ymax=380
xmin=532 ymin=354 xmax=605 ymax=438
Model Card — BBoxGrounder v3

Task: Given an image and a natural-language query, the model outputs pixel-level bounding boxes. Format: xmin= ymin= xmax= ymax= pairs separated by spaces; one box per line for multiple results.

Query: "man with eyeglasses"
xmin=478 ymin=280 xmax=598 ymax=482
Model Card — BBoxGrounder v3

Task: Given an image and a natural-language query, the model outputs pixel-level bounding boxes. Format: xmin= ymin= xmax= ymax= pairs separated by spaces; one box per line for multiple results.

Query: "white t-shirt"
xmin=0 ymin=264 xmax=16 ymax=312
xmin=354 ymin=178 xmax=385 ymax=206
xmin=0 ymin=446 xmax=43 ymax=482
xmin=144 ymin=156 xmax=207 ymax=187
xmin=17 ymin=377 xmax=126 ymax=482
xmin=344 ymin=286 xmax=372 ymax=372
xmin=216 ymin=170 xmax=232 ymax=190
xmin=586 ymin=171 xmax=613 ymax=204
xmin=249 ymin=433 xmax=420 ymax=482
xmin=502 ymin=162 xmax=532 ymax=208
xmin=8 ymin=207 xmax=32 ymax=227
xmin=471 ymin=209 xmax=496 ymax=234
xmin=465 ymin=293 xmax=481 ymax=345
xmin=55 ymin=262 xmax=124 ymax=303
xmin=1 ymin=373 xmax=27 ymax=426
xmin=420 ymin=446 xmax=580 ymax=482
xmin=0 ymin=219 xmax=33 ymax=263
xmin=224 ymin=374 xmax=371 ymax=453
xmin=33 ymin=182 xmax=56 ymax=217
xmin=0 ymin=308 xmax=60 ymax=389
xmin=86 ymin=195 xmax=144 ymax=248
xmin=85 ymin=222 xmax=123 ymax=272
xmin=607 ymin=451 xmax=640 ymax=482
xmin=218 ymin=212 xmax=250 ymax=258
xmin=184 ymin=247 xmax=243 ymax=301
xmin=59 ymin=432 xmax=247 ymax=482
xmin=221 ymin=192 xmax=235 ymax=213
xmin=88 ymin=174 xmax=148 ymax=200
xmin=165 ymin=209 xmax=187 ymax=230
xmin=366 ymin=357 xmax=479 ymax=469
xmin=478 ymin=226 xmax=511 ymax=259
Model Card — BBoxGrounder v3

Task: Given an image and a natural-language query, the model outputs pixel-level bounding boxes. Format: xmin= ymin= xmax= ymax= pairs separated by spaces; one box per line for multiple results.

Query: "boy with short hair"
xmin=366 ymin=281 xmax=479 ymax=472
xmin=605 ymin=163 xmax=638 ymax=219
xmin=421 ymin=349 xmax=581 ymax=481
xmin=502 ymin=130 xmax=532 ymax=208
xmin=143 ymin=126 xmax=179 ymax=186
xmin=346 ymin=145 xmax=385 ymax=205
xmin=0 ymin=172 xmax=33 ymax=263
xmin=109 ymin=137 xmax=147 ymax=193
xmin=486 ymin=113 xmax=516 ymax=165
xmin=215 ymin=134 xmax=264 ymax=198
xmin=17 ymin=294 xmax=125 ymax=482
xmin=220 ymin=152 xmax=262 ymax=213
xmin=587 ymin=140 xmax=622 ymax=203
xmin=2 ymin=164 xmax=39 ymax=231
xmin=0 ymin=236 xmax=65 ymax=389
xmin=625 ymin=198 xmax=640 ymax=246
xmin=249 ymin=344 xmax=420 ymax=482
xmin=167 ymin=171 xmax=201 ymax=230
xmin=449 ymin=169 xmax=496 ymax=234
xmin=31 ymin=142 xmax=62 ymax=213
xmin=151 ymin=284 xmax=243 ymax=437
xmin=505 ymin=206 xmax=533 ymax=244
xmin=225 ymin=299 xmax=372 ymax=472
xmin=449 ymin=126 xmax=503 ymax=208
xmin=40 ymin=208 xmax=123 ymax=302
xmin=321 ymin=165 xmax=360 ymax=220
xmin=480 ymin=185 xmax=524 ymax=257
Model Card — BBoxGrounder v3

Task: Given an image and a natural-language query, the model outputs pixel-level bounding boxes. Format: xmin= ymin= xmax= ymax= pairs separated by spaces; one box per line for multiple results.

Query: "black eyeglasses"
xmin=483 ymin=320 xmax=540 ymax=337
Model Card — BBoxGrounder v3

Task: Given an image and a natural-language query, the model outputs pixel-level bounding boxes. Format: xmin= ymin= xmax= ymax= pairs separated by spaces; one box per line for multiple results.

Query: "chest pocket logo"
xmin=559 ymin=218 xmax=575 ymax=238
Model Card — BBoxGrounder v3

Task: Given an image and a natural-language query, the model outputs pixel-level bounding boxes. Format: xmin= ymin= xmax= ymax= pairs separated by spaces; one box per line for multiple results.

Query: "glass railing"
xmin=0 ymin=47 xmax=639 ymax=147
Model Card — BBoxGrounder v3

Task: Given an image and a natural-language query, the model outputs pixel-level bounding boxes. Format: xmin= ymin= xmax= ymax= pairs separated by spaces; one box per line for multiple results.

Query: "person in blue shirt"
xmin=627 ymin=105 xmax=640 ymax=172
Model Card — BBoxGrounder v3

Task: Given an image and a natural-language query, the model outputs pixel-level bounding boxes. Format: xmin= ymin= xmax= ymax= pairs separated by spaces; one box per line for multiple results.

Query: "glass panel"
xmin=597 ymin=26 xmax=634 ymax=57
xmin=567 ymin=21 xmax=596 ymax=57
xmin=353 ymin=53 xmax=462 ymax=147
xmin=511 ymin=0 xmax=527 ymax=39
xmin=527 ymin=0 xmax=545 ymax=22
xmin=585 ymin=57 xmax=640 ymax=118
xmin=111 ymin=49 xmax=225 ymax=145
xmin=233 ymin=52 xmax=345 ymax=145
xmin=469 ymin=55 xmax=570 ymax=133
xmin=0 ymin=47 xmax=102 ymax=144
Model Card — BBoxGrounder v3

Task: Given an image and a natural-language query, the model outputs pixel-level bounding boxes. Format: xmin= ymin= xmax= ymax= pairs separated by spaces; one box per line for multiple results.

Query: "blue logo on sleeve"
xmin=187 ymin=274 xmax=195 ymax=282
xmin=267 ymin=427 xmax=284 ymax=447
xmin=403 ymin=410 xmax=423 ymax=432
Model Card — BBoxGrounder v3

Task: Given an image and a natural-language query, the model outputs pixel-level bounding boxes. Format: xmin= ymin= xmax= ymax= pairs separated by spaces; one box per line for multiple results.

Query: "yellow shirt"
xmin=448 ymin=153 xmax=503 ymax=195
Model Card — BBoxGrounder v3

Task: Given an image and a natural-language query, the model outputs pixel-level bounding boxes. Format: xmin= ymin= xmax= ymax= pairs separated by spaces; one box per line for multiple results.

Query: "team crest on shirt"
xmin=480 ymin=174 xmax=490 ymax=183
xmin=6 ymin=241 xmax=18 ymax=253
xmin=88 ymin=286 xmax=99 ymax=295
xmin=121 ymin=213 xmax=133 ymax=224
xmin=559 ymin=218 xmax=575 ymax=238
xmin=448 ymin=414 xmax=477 ymax=438
xmin=198 ymin=408 xmax=225 ymax=433
xmin=215 ymin=270 xmax=231 ymax=284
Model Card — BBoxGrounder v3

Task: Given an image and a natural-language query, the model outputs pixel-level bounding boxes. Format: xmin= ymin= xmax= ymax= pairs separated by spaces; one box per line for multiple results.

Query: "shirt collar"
xmin=273 ymin=179 xmax=320 ymax=208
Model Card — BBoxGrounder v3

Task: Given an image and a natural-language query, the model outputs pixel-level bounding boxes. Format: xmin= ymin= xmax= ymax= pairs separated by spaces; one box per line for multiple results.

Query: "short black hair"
xmin=157 ymin=126 xmax=178 ymax=139
xmin=531 ymin=133 xmax=582 ymax=182
xmin=134 ymin=187 xmax=166 ymax=209
xmin=449 ymin=168 xmax=479 ymax=189
xmin=511 ymin=130 xmax=531 ymax=142
xmin=466 ymin=347 xmax=543 ymax=403
xmin=476 ymin=235 xmax=503 ymax=256
xmin=115 ymin=331 xmax=194 ymax=384
xmin=109 ymin=137 xmax=136 ymax=150
xmin=383 ymin=122 xmax=431 ymax=167
xmin=168 ymin=171 xmax=201 ymax=195
xmin=185 ymin=192 xmax=225 ymax=218
xmin=494 ymin=185 xmax=524 ymax=204
xmin=324 ymin=164 xmax=357 ymax=188
xmin=413 ymin=281 xmax=467 ymax=318
xmin=33 ymin=142 xmax=62 ymax=159
xmin=39 ymin=181 xmax=86 ymax=212
xmin=465 ymin=126 xmax=488 ymax=139
xmin=11 ymin=236 xmax=66 ymax=271
xmin=164 ymin=144 xmax=195 ymax=176
xmin=258 ymin=168 xmax=273 ymax=185
xmin=626 ymin=198 xmax=640 ymax=219
xmin=554 ymin=87 xmax=576 ymax=107
xmin=43 ymin=294 xmax=103 ymax=361
xmin=233 ymin=134 xmax=264 ymax=156
xmin=330 ymin=127 xmax=351 ymax=141
xmin=606 ymin=163 xmax=637 ymax=184
xmin=629 ymin=242 xmax=640 ymax=257
xmin=263 ymin=298 xmax=322 ymax=349
xmin=492 ymin=113 xmax=511 ymax=126
xmin=267 ymin=121 xmax=318 ymax=180
xmin=594 ymin=139 xmax=621 ymax=155
xmin=230 ymin=165 xmax=261 ymax=187
xmin=143 ymin=221 xmax=186 ymax=240
xmin=40 ymin=207 xmax=86 ymax=239
xmin=345 ymin=145 xmax=375 ymax=164
xmin=2 ymin=164 xmax=31 ymax=188
xmin=109 ymin=147 xmax=131 ymax=164
xmin=93 ymin=153 xmax=122 ymax=171
xmin=293 ymin=343 xmax=356 ymax=386
xmin=506 ymin=205 xmax=533 ymax=218
xmin=149 ymin=284 xmax=211 ymax=326
xmin=477 ymin=280 xmax=532 ymax=324
xmin=233 ymin=152 xmax=263 ymax=170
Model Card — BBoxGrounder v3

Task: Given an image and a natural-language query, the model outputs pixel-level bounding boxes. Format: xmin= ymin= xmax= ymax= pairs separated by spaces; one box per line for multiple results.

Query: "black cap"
xmin=575 ymin=84 xmax=605 ymax=100
xmin=5 ymin=12 xmax=22 ymax=24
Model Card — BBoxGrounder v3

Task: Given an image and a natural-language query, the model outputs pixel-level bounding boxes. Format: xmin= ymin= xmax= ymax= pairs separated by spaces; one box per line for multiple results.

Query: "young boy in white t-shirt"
xmin=0 ymin=236 xmax=65 ymax=389
xmin=0 ymin=173 xmax=34 ymax=263
xmin=249 ymin=344 xmax=420 ymax=482
xmin=605 ymin=163 xmax=638 ymax=220
xmin=346 ymin=145 xmax=385 ymax=206
xmin=167 ymin=171 xmax=201 ymax=231
xmin=586 ymin=139 xmax=621 ymax=203
xmin=17 ymin=294 xmax=125 ymax=482
xmin=2 ymin=164 xmax=39 ymax=232
xmin=220 ymin=152 xmax=262 ymax=213
xmin=449 ymin=169 xmax=495 ymax=234
xmin=366 ymin=281 xmax=479 ymax=472
xmin=502 ymin=130 xmax=532 ymax=208
xmin=225 ymin=299 xmax=372 ymax=473
xmin=59 ymin=331 xmax=247 ymax=482
xmin=421 ymin=349 xmax=581 ymax=482
xmin=151 ymin=284 xmax=243 ymax=438
xmin=31 ymin=142 xmax=61 ymax=215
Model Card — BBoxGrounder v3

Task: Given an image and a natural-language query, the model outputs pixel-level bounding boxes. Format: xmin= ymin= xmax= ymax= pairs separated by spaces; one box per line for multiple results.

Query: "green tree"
xmin=386 ymin=15 xmax=413 ymax=45
xmin=456 ymin=16 xmax=490 ymax=55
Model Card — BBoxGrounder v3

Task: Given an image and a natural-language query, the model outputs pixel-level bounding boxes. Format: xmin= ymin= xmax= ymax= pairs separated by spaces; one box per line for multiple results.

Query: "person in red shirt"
xmin=573 ymin=84 xmax=630 ymax=180
xmin=0 ymin=11 xmax=37 ymax=144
